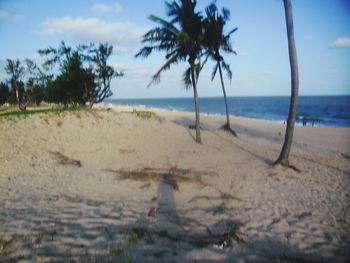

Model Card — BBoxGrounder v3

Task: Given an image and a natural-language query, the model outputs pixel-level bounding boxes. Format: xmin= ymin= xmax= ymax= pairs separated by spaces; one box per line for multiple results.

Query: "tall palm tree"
xmin=136 ymin=0 xmax=204 ymax=143
xmin=203 ymin=3 xmax=238 ymax=136
xmin=275 ymin=0 xmax=299 ymax=166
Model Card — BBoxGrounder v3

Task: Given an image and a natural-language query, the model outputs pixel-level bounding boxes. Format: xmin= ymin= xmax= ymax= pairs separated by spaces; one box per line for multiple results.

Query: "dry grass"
xmin=104 ymin=167 xmax=214 ymax=187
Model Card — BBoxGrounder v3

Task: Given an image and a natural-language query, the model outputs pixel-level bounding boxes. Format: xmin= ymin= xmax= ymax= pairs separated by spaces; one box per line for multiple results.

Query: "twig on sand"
xmin=49 ymin=151 xmax=82 ymax=167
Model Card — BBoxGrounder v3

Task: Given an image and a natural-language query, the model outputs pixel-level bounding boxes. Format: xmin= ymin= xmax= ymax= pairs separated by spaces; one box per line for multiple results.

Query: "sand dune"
xmin=0 ymin=105 xmax=349 ymax=262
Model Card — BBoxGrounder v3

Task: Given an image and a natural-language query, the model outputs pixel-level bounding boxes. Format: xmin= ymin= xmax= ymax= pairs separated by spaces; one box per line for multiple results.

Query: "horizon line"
xmin=108 ymin=94 xmax=350 ymax=100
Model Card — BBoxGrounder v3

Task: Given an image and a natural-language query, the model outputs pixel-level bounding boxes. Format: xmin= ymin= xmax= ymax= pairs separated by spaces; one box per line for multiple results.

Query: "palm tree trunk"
xmin=275 ymin=0 xmax=299 ymax=166
xmin=218 ymin=62 xmax=230 ymax=128
xmin=190 ymin=63 xmax=202 ymax=144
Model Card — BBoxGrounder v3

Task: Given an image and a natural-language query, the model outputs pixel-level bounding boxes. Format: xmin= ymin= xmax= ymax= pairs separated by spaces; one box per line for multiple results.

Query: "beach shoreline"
xmin=0 ymin=105 xmax=349 ymax=262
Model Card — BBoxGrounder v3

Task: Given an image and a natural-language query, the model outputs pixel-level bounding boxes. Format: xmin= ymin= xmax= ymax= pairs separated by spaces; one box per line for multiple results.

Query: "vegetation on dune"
xmin=0 ymin=0 xmax=300 ymax=165
xmin=0 ymin=42 xmax=123 ymax=110
xmin=0 ymin=107 xmax=82 ymax=118
xmin=39 ymin=41 xmax=124 ymax=107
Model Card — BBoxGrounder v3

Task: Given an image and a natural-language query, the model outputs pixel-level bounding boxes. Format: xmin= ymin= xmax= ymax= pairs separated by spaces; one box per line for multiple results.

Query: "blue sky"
xmin=0 ymin=0 xmax=349 ymax=98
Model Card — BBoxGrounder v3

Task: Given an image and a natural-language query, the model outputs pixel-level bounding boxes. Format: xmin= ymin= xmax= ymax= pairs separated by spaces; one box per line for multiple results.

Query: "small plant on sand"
xmin=119 ymin=257 xmax=132 ymax=263
xmin=130 ymin=109 xmax=155 ymax=120
xmin=126 ymin=227 xmax=153 ymax=245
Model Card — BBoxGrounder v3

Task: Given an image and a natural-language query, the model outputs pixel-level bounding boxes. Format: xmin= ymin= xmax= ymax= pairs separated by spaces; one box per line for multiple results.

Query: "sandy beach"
xmin=0 ymin=105 xmax=349 ymax=262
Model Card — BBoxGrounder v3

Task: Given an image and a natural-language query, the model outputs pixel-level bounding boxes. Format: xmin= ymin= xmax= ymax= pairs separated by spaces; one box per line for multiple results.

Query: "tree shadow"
xmin=212 ymin=130 xmax=275 ymax=165
xmin=0 ymin=168 xmax=348 ymax=262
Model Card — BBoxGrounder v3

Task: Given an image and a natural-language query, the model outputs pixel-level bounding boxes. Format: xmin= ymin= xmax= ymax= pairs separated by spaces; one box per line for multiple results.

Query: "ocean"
xmin=106 ymin=96 xmax=350 ymax=127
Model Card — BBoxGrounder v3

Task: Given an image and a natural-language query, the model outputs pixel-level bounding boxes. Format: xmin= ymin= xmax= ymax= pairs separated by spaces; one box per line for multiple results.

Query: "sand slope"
xmin=0 ymin=106 xmax=349 ymax=262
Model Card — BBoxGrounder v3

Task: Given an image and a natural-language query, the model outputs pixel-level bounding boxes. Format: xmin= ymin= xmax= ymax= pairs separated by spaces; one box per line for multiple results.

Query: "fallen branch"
xmin=49 ymin=151 xmax=81 ymax=167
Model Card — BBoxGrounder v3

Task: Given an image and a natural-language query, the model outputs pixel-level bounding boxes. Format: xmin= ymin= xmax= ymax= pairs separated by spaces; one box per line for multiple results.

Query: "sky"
xmin=0 ymin=0 xmax=349 ymax=98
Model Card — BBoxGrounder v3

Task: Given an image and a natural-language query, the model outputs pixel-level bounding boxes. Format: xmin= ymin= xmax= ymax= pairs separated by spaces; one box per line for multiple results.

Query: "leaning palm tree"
xmin=275 ymin=0 xmax=299 ymax=166
xmin=136 ymin=0 xmax=204 ymax=143
xmin=203 ymin=3 xmax=238 ymax=137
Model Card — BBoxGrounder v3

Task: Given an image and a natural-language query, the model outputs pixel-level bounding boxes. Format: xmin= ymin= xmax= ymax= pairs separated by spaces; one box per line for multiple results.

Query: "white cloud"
xmin=0 ymin=9 xmax=25 ymax=21
xmin=91 ymin=2 xmax=122 ymax=13
xmin=330 ymin=37 xmax=350 ymax=48
xmin=39 ymin=17 xmax=148 ymax=52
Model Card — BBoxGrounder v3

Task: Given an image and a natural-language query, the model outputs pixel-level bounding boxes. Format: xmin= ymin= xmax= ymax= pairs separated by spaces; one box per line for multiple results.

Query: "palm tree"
xmin=203 ymin=3 xmax=238 ymax=137
xmin=5 ymin=59 xmax=27 ymax=110
xmin=275 ymin=0 xmax=299 ymax=166
xmin=136 ymin=0 xmax=204 ymax=143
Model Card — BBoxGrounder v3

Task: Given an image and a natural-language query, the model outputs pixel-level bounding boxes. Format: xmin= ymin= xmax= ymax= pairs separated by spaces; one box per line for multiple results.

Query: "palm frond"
xmin=221 ymin=41 xmax=237 ymax=55
xmin=148 ymin=15 xmax=177 ymax=32
xmin=222 ymin=60 xmax=232 ymax=82
xmin=226 ymin=27 xmax=238 ymax=37
xmin=194 ymin=62 xmax=201 ymax=83
xmin=135 ymin=46 xmax=154 ymax=58
xmin=222 ymin=7 xmax=230 ymax=20
xmin=182 ymin=67 xmax=192 ymax=89
xmin=211 ymin=62 xmax=219 ymax=82
xmin=200 ymin=52 xmax=210 ymax=72
xmin=147 ymin=54 xmax=179 ymax=88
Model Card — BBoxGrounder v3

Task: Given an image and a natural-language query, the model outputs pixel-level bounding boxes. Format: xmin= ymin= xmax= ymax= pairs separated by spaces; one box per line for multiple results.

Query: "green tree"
xmin=0 ymin=82 xmax=10 ymax=105
xmin=136 ymin=0 xmax=204 ymax=143
xmin=203 ymin=2 xmax=238 ymax=136
xmin=55 ymin=52 xmax=95 ymax=106
xmin=5 ymin=59 xmax=27 ymax=110
xmin=26 ymin=79 xmax=44 ymax=106
xmin=25 ymin=59 xmax=50 ymax=106
xmin=39 ymin=42 xmax=95 ymax=106
xmin=89 ymin=43 xmax=124 ymax=108
xmin=275 ymin=0 xmax=299 ymax=166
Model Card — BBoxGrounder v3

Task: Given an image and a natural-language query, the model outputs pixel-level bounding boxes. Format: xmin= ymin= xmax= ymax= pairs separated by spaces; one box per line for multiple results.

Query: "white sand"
xmin=0 ymin=105 xmax=349 ymax=262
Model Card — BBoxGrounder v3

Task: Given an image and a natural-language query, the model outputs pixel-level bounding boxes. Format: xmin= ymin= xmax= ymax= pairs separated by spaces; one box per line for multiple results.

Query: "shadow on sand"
xmin=0 ymin=168 xmax=348 ymax=262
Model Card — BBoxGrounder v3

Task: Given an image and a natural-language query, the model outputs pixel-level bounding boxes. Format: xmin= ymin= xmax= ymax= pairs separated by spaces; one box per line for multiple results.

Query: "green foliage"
xmin=119 ymin=257 xmax=132 ymax=263
xmin=131 ymin=109 xmax=154 ymax=119
xmin=26 ymin=79 xmax=44 ymax=106
xmin=3 ymin=41 xmax=123 ymax=108
xmin=126 ymin=227 xmax=153 ymax=245
xmin=38 ymin=41 xmax=123 ymax=106
xmin=0 ymin=82 xmax=9 ymax=105
xmin=136 ymin=0 xmax=204 ymax=88
xmin=0 ymin=107 xmax=81 ymax=118
xmin=203 ymin=2 xmax=237 ymax=82
xmin=58 ymin=52 xmax=95 ymax=106
xmin=89 ymin=43 xmax=124 ymax=106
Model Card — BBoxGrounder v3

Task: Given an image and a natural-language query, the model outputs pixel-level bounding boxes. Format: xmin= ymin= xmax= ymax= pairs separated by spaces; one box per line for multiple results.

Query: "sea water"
xmin=107 ymin=96 xmax=350 ymax=127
